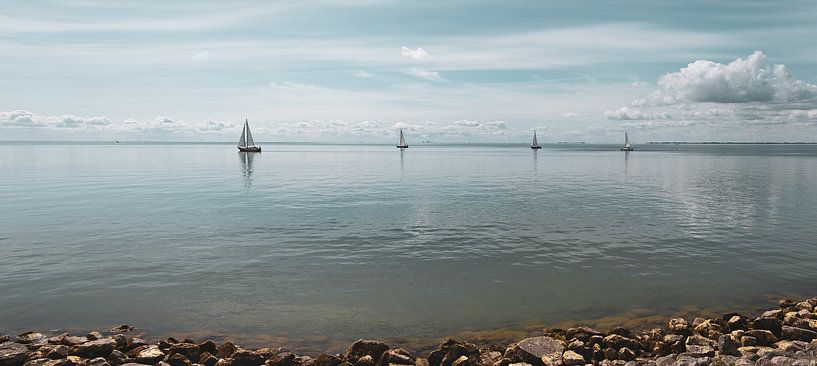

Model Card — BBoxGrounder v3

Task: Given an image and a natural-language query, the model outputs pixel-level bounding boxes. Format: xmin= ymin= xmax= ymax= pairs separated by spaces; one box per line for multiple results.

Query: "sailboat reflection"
xmin=624 ymin=150 xmax=630 ymax=177
xmin=400 ymin=148 xmax=405 ymax=172
xmin=240 ymin=151 xmax=255 ymax=188
xmin=532 ymin=148 xmax=538 ymax=174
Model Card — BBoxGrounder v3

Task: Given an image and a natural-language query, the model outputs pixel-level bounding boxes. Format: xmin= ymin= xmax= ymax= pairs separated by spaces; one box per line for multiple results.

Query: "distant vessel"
xmin=620 ymin=132 xmax=634 ymax=151
xmin=238 ymin=119 xmax=262 ymax=152
xmin=115 ymin=138 xmax=119 ymax=144
xmin=530 ymin=131 xmax=542 ymax=149
xmin=396 ymin=129 xmax=409 ymax=149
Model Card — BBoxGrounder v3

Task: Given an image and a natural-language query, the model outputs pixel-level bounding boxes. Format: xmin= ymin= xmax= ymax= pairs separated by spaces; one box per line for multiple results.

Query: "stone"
xmin=266 ymin=353 xmax=297 ymax=366
xmin=654 ymin=356 xmax=675 ymax=366
xmin=71 ymin=339 xmax=116 ymax=359
xmin=508 ymin=337 xmax=564 ymax=366
xmin=745 ymin=330 xmax=778 ymax=346
xmin=347 ymin=341 xmax=389 ymax=365
xmin=617 ymin=348 xmax=635 ymax=362
xmin=716 ymin=335 xmax=739 ymax=357
xmin=681 ymin=345 xmax=713 ymax=358
xmin=378 ymin=350 xmax=414 ymax=366
xmin=197 ymin=342 xmax=217 ymax=358
xmin=414 ymin=359 xmax=430 ymax=366
xmin=87 ymin=358 xmax=111 ymax=366
xmin=107 ymin=350 xmax=127 ymax=366
xmin=560 ymin=351 xmax=583 ymax=366
xmin=603 ymin=348 xmax=617 ymax=361
xmin=216 ymin=344 xmax=238 ymax=360
xmin=450 ymin=356 xmax=470 ymax=366
xmin=608 ymin=327 xmax=631 ymax=338
xmin=478 ymin=351 xmax=501 ymax=366
xmin=169 ymin=344 xmax=200 ymax=361
xmin=167 ymin=354 xmax=192 ymax=366
xmin=86 ymin=333 xmax=103 ymax=342
xmin=16 ymin=334 xmax=47 ymax=347
xmin=231 ymin=349 xmax=264 ymax=366
xmin=770 ymin=356 xmax=795 ymax=366
xmin=135 ymin=346 xmax=166 ymax=364
xmin=109 ymin=326 xmax=134 ymax=333
xmin=741 ymin=336 xmax=757 ymax=347
xmin=1 ymin=344 xmax=31 ymax=366
xmin=781 ymin=326 xmax=817 ymax=342
xmin=354 ymin=356 xmax=374 ymax=366
xmin=314 ymin=355 xmax=344 ymax=366
xmin=754 ymin=318 xmax=784 ymax=337
xmin=603 ymin=335 xmax=641 ymax=352
xmin=668 ymin=319 xmax=688 ymax=334
xmin=199 ymin=353 xmax=219 ymax=366
xmin=564 ymin=328 xmax=603 ymax=343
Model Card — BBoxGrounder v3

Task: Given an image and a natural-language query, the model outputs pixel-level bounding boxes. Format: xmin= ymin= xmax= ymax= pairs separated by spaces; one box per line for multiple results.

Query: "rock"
xmin=618 ymin=348 xmax=635 ymax=362
xmin=450 ymin=356 xmax=471 ymax=366
xmin=135 ymin=346 xmax=166 ymax=364
xmin=1 ymin=343 xmax=31 ymax=366
xmin=87 ymin=358 xmax=111 ymax=366
xmin=378 ymin=350 xmax=413 ymax=366
xmin=266 ymin=353 xmax=297 ymax=366
xmin=477 ymin=351 xmax=501 ymax=366
xmin=354 ymin=356 xmax=374 ymax=366
xmin=603 ymin=335 xmax=642 ymax=352
xmin=414 ymin=358 xmax=429 ymax=366
xmin=754 ymin=318 xmax=784 ymax=337
xmin=107 ymin=350 xmax=126 ymax=366
xmin=197 ymin=342 xmax=217 ymax=358
xmin=668 ymin=319 xmax=688 ymax=334
xmin=608 ymin=327 xmax=631 ymax=338
xmin=781 ymin=327 xmax=817 ymax=342
xmin=740 ymin=336 xmax=757 ymax=347
xmin=216 ymin=344 xmax=237 ymax=360
xmin=560 ymin=351 xmax=583 ymax=366
xmin=169 ymin=344 xmax=200 ymax=361
xmin=347 ymin=341 xmax=389 ymax=365
xmin=682 ymin=345 xmax=714 ymax=358
xmin=770 ymin=356 xmax=795 ymax=366
xmin=716 ymin=335 xmax=739 ymax=356
xmin=109 ymin=326 xmax=134 ymax=333
xmin=199 ymin=353 xmax=219 ymax=366
xmin=692 ymin=320 xmax=722 ymax=337
xmin=71 ymin=339 xmax=116 ymax=359
xmin=508 ymin=337 xmax=564 ymax=366
xmin=564 ymin=328 xmax=603 ymax=343
xmin=167 ymin=354 xmax=192 ymax=366
xmin=314 ymin=355 xmax=344 ymax=366
xmin=16 ymin=334 xmax=47 ymax=347
xmin=745 ymin=330 xmax=778 ymax=346
xmin=86 ymin=333 xmax=103 ymax=342
xmin=654 ymin=355 xmax=675 ymax=366
xmin=603 ymin=348 xmax=617 ymax=361
xmin=231 ymin=349 xmax=264 ymax=366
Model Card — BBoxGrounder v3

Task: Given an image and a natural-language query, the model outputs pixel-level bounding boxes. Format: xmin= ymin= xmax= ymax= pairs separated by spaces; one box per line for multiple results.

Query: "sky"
xmin=2 ymin=0 xmax=817 ymax=143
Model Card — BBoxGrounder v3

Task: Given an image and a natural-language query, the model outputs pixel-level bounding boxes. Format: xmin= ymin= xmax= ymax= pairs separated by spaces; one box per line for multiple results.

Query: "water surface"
xmin=1 ymin=143 xmax=816 ymax=350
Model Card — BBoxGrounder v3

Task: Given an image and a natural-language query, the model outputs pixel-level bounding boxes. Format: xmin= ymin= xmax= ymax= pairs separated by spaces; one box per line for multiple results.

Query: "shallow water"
xmin=1 ymin=143 xmax=816 ymax=350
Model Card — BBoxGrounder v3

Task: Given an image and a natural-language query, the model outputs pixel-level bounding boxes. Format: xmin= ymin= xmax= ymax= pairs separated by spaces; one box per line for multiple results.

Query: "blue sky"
xmin=2 ymin=0 xmax=817 ymax=142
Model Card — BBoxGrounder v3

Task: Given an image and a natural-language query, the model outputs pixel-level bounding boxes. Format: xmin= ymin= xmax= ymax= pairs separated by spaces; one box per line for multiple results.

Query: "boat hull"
xmin=396 ymin=145 xmax=408 ymax=149
xmin=238 ymin=146 xmax=262 ymax=152
xmin=530 ymin=146 xmax=541 ymax=149
xmin=620 ymin=147 xmax=634 ymax=151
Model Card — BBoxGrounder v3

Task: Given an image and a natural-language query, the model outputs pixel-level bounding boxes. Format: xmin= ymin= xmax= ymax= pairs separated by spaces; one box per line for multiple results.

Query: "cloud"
xmin=604 ymin=107 xmax=672 ymax=120
xmin=192 ymin=51 xmax=210 ymax=60
xmin=653 ymin=51 xmax=817 ymax=104
xmin=406 ymin=67 xmax=444 ymax=81
xmin=53 ymin=115 xmax=111 ymax=128
xmin=352 ymin=70 xmax=374 ymax=78
xmin=0 ymin=110 xmax=43 ymax=127
xmin=560 ymin=112 xmax=588 ymax=118
xmin=401 ymin=46 xmax=431 ymax=60
xmin=630 ymin=81 xmax=650 ymax=87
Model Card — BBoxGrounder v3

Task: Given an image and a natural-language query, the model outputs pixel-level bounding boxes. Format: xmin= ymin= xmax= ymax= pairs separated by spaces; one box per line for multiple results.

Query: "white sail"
xmin=398 ymin=129 xmax=407 ymax=147
xmin=238 ymin=122 xmax=247 ymax=147
xmin=624 ymin=132 xmax=631 ymax=148
xmin=245 ymin=119 xmax=255 ymax=147
xmin=532 ymin=131 xmax=539 ymax=147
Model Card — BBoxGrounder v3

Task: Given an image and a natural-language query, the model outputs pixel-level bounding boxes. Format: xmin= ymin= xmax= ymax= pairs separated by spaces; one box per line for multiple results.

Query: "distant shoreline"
xmin=648 ymin=141 xmax=817 ymax=145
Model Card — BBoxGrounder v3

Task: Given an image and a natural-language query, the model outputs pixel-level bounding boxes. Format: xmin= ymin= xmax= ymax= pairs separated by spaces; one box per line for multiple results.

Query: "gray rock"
xmin=654 ymin=356 xmax=675 ymax=366
xmin=135 ymin=346 xmax=166 ymax=364
xmin=781 ymin=327 xmax=817 ymax=342
xmin=71 ymin=339 xmax=116 ymax=359
xmin=717 ymin=335 xmax=740 ymax=356
xmin=231 ymin=349 xmax=263 ymax=366
xmin=1 ymin=343 xmax=31 ymax=366
xmin=560 ymin=351 xmax=583 ymax=366
xmin=754 ymin=318 xmax=784 ymax=338
xmin=770 ymin=356 xmax=795 ymax=366
xmin=87 ymin=358 xmax=111 ymax=366
xmin=16 ymin=333 xmax=47 ymax=347
xmin=509 ymin=337 xmax=564 ymax=366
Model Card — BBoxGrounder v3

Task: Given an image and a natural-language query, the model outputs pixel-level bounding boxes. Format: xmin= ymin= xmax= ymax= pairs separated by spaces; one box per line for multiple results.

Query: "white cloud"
xmin=352 ymin=70 xmax=374 ymax=78
xmin=560 ymin=112 xmax=588 ymax=118
xmin=0 ymin=110 xmax=42 ymax=127
xmin=654 ymin=51 xmax=817 ymax=104
xmin=406 ymin=67 xmax=444 ymax=81
xmin=192 ymin=51 xmax=210 ymax=60
xmin=53 ymin=115 xmax=110 ymax=128
xmin=401 ymin=46 xmax=431 ymax=60
xmin=630 ymin=81 xmax=650 ymax=87
xmin=604 ymin=107 xmax=672 ymax=120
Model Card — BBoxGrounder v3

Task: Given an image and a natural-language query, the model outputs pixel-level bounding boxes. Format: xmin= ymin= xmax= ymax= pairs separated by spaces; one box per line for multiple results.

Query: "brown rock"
xmin=744 ymin=330 xmax=777 ymax=346
xmin=86 ymin=333 xmax=103 ymax=342
xmin=134 ymin=346 xmax=166 ymax=364
xmin=753 ymin=317 xmax=783 ymax=337
xmin=781 ymin=326 xmax=817 ymax=342
xmin=71 ymin=339 xmax=116 ymax=359
xmin=265 ymin=353 xmax=296 ymax=366
xmin=87 ymin=358 xmax=111 ymax=366
xmin=167 ymin=354 xmax=191 ymax=366
xmin=668 ymin=319 xmax=689 ymax=334
xmin=216 ymin=344 xmax=237 ymax=360
xmin=560 ymin=351 xmax=583 ymax=366
xmin=1 ymin=343 xmax=31 ymax=366
xmin=507 ymin=337 xmax=563 ymax=366
xmin=314 ymin=355 xmax=344 ymax=366
xmin=231 ymin=349 xmax=263 ymax=366
xmin=199 ymin=353 xmax=218 ymax=366
xmin=346 ymin=341 xmax=389 ymax=365
xmin=197 ymin=343 xmax=217 ymax=358
xmin=169 ymin=344 xmax=200 ymax=361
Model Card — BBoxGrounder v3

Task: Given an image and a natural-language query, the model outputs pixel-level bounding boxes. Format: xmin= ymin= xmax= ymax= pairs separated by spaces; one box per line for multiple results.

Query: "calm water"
xmin=2 ymin=143 xmax=817 ymax=349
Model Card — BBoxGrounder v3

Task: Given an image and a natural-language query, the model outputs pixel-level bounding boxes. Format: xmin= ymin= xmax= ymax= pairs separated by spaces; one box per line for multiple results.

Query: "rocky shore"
xmin=4 ymin=297 xmax=817 ymax=366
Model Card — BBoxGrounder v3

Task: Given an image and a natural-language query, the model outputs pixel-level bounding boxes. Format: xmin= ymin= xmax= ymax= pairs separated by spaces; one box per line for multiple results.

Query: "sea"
xmin=1 ymin=142 xmax=817 ymax=352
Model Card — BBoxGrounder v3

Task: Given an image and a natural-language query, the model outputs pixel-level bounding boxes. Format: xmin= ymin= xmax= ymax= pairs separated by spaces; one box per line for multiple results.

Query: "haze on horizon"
xmin=2 ymin=0 xmax=817 ymax=143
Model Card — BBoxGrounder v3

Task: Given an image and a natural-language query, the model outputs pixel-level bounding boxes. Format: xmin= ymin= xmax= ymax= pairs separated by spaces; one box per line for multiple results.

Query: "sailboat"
xmin=396 ymin=129 xmax=409 ymax=149
xmin=238 ymin=119 xmax=262 ymax=152
xmin=530 ymin=131 xmax=542 ymax=149
xmin=620 ymin=131 xmax=634 ymax=151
